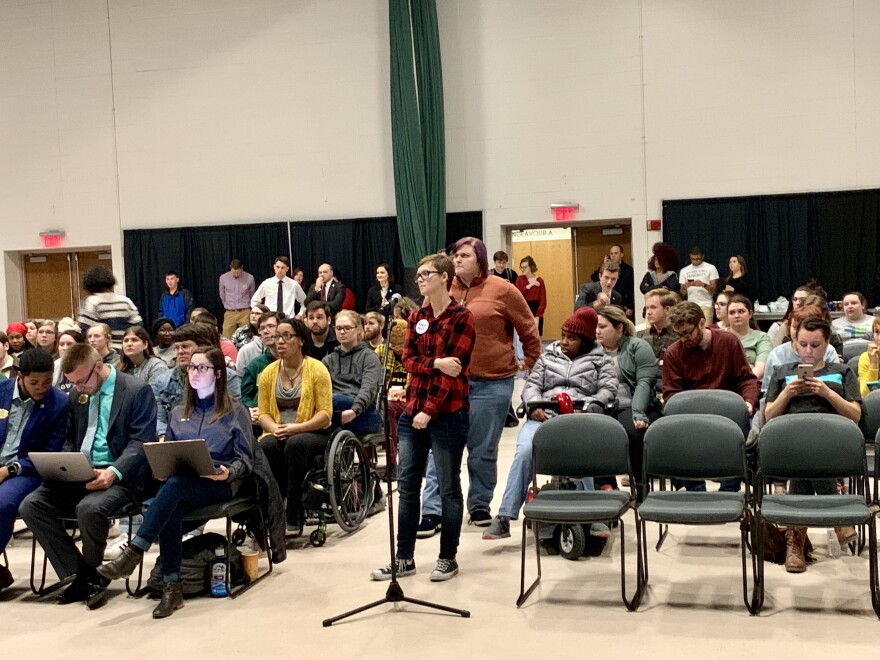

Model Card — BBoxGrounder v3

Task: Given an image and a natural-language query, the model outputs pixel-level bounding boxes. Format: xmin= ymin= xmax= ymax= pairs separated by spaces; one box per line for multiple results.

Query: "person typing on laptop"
xmin=96 ymin=347 xmax=253 ymax=619
xmin=0 ymin=348 xmax=69 ymax=592
xmin=19 ymin=343 xmax=156 ymax=609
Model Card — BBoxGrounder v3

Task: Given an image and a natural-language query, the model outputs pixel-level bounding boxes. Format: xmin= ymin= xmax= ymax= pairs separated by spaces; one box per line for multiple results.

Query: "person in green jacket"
xmin=595 ymin=306 xmax=661 ymax=499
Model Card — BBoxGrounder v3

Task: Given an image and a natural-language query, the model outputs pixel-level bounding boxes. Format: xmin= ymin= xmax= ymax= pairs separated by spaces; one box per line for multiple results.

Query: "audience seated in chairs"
xmin=375 ymin=318 xmax=409 ymax=476
xmin=118 ymin=326 xmax=169 ymax=386
xmin=636 ymin=287 xmax=679 ymax=362
xmin=663 ymin=301 xmax=758 ymax=492
xmin=150 ymin=317 xmax=177 ymax=368
xmin=152 ymin=323 xmax=242 ymax=436
xmin=87 ymin=323 xmax=120 ymax=366
xmin=257 ymin=318 xmax=333 ymax=536
xmin=231 ymin=304 xmax=269 ymax=350
xmin=594 ymin=306 xmax=661 ymax=498
xmin=0 ymin=349 xmax=69 ymax=593
xmin=322 ymin=310 xmax=382 ymax=437
xmin=240 ymin=312 xmax=282 ymax=424
xmin=726 ymin=294 xmax=772 ymax=381
xmin=762 ymin=304 xmax=840 ymax=391
xmin=19 ymin=343 xmax=156 ymax=609
xmin=302 ymin=301 xmax=339 ymax=361
xmin=482 ymin=307 xmax=617 ymax=541
xmin=857 ymin=316 xmax=880 ymax=396
xmin=832 ymin=290 xmax=874 ymax=340
xmin=97 ymin=347 xmax=254 ymax=619
xmin=763 ymin=316 xmax=861 ymax=572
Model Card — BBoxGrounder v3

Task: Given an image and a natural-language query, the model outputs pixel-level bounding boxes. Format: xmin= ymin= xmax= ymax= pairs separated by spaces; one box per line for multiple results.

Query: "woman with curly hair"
xmin=639 ymin=242 xmax=679 ymax=316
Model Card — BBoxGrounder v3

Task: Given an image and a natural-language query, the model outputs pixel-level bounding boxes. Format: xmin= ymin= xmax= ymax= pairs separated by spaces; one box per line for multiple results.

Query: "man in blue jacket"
xmin=158 ymin=270 xmax=193 ymax=329
xmin=0 ymin=348 xmax=69 ymax=591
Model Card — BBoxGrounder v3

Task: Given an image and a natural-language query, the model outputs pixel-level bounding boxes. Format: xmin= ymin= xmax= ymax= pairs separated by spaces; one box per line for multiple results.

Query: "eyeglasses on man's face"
xmin=414 ymin=270 xmax=439 ymax=283
xmin=71 ymin=361 xmax=100 ymax=387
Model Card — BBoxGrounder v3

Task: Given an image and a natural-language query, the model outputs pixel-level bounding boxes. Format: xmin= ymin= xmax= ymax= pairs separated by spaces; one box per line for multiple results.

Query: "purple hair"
xmin=452 ymin=236 xmax=489 ymax=277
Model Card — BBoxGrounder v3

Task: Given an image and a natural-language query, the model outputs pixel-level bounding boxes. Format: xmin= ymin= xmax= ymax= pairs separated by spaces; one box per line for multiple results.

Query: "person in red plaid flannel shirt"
xmin=371 ymin=253 xmax=475 ymax=583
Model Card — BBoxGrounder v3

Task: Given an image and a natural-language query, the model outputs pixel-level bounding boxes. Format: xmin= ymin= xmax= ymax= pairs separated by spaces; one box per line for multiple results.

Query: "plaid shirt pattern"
xmin=403 ymin=300 xmax=475 ymax=418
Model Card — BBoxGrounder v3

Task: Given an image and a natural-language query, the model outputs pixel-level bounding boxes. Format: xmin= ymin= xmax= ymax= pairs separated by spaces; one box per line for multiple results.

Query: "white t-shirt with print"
xmin=679 ymin=261 xmax=719 ymax=306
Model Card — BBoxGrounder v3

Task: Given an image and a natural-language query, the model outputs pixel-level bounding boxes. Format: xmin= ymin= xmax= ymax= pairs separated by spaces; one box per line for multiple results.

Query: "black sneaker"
xmin=371 ymin=558 xmax=416 ymax=581
xmin=430 ymin=558 xmax=459 ymax=581
xmin=416 ymin=515 xmax=441 ymax=538
xmin=468 ymin=510 xmax=492 ymax=527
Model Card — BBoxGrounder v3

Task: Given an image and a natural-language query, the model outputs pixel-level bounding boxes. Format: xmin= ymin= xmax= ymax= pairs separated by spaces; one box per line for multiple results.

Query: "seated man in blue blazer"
xmin=0 ymin=348 xmax=69 ymax=592
xmin=20 ymin=343 xmax=156 ymax=608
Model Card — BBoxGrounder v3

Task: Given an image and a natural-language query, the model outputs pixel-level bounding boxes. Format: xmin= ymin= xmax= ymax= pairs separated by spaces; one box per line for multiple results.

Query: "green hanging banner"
xmin=389 ymin=0 xmax=446 ymax=267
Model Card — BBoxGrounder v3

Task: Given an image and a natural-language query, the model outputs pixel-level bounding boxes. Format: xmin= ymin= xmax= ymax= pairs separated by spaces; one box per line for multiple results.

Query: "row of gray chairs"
xmin=517 ymin=409 xmax=880 ymax=618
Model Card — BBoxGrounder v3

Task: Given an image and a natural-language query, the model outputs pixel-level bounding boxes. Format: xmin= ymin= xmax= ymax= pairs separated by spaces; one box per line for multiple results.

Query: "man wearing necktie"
xmin=304 ymin=262 xmax=347 ymax=314
xmin=21 ymin=343 xmax=156 ymax=609
xmin=250 ymin=256 xmax=305 ymax=317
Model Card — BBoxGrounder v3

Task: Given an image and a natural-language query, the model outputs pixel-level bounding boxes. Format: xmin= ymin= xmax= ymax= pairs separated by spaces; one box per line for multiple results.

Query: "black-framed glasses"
xmin=414 ymin=270 xmax=439 ymax=283
xmin=71 ymin=361 xmax=100 ymax=387
xmin=186 ymin=364 xmax=216 ymax=375
xmin=334 ymin=326 xmax=356 ymax=334
xmin=276 ymin=332 xmax=300 ymax=342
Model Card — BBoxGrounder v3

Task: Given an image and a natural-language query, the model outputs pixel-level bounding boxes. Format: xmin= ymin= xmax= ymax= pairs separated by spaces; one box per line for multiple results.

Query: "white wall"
xmin=3 ymin=0 xmax=880 ymax=324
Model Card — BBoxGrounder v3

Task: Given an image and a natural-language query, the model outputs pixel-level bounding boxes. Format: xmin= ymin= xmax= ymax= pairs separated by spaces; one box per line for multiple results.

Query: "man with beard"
xmin=303 ymin=301 xmax=338 ymax=360
xmin=363 ymin=312 xmax=385 ymax=349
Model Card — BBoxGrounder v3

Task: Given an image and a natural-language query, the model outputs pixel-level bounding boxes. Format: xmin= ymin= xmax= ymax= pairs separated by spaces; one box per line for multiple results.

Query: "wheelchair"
xmin=300 ymin=428 xmax=383 ymax=547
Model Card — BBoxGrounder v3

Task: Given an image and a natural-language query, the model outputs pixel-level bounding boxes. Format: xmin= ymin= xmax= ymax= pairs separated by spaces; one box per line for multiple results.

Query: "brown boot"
xmin=784 ymin=526 xmax=807 ymax=573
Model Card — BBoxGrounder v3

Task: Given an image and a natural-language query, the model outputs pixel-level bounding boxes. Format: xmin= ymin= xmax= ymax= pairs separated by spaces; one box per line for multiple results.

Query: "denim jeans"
xmin=331 ymin=393 xmax=381 ymax=436
xmin=134 ymin=476 xmax=232 ymax=581
xmin=422 ymin=377 xmax=514 ymax=517
xmin=397 ymin=410 xmax=468 ymax=561
xmin=499 ymin=420 xmax=595 ymax=519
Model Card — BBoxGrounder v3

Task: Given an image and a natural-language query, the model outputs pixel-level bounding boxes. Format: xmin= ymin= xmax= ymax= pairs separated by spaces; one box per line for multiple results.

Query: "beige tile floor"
xmin=3 ymin=388 xmax=879 ymax=658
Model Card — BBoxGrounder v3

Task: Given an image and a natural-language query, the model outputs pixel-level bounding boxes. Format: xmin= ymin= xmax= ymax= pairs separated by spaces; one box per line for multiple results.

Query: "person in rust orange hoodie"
xmin=416 ymin=237 xmax=541 ymax=536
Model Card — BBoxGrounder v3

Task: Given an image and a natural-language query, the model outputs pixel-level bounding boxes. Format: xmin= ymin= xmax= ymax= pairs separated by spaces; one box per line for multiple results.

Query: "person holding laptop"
xmin=0 ymin=348 xmax=69 ymax=592
xmin=19 ymin=343 xmax=156 ymax=609
xmin=96 ymin=347 xmax=253 ymax=618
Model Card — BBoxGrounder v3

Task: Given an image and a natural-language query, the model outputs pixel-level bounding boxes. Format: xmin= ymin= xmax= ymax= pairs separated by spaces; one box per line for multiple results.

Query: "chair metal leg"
xmin=656 ymin=523 xmax=669 ymax=551
xmin=620 ymin=513 xmax=646 ymax=611
xmin=868 ymin=517 xmax=880 ymax=619
xmin=741 ymin=512 xmax=761 ymax=615
xmin=123 ymin=516 xmax=144 ymax=597
xmin=517 ymin=520 xmax=542 ymax=608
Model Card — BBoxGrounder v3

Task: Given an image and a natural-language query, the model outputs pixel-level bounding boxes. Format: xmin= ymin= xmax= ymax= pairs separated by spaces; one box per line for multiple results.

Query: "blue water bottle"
xmin=210 ymin=547 xmax=228 ymax=597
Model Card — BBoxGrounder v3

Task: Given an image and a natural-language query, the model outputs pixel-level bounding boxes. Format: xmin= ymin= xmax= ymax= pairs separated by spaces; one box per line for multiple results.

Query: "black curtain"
xmin=289 ymin=217 xmax=406 ymax=312
xmin=445 ymin=210 xmax=483 ymax=249
xmin=123 ymin=222 xmax=288 ymax=330
xmin=124 ymin=211 xmax=485 ymax=326
xmin=663 ymin=189 xmax=880 ymax=305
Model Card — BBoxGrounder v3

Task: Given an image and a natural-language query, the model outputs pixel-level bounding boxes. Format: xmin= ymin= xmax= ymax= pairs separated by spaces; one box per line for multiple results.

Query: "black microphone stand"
xmin=322 ymin=298 xmax=470 ymax=626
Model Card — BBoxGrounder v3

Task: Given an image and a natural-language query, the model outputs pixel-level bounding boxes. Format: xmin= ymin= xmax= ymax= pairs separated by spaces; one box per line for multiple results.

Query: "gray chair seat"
xmin=183 ymin=496 xmax=255 ymax=521
xmin=524 ymin=490 xmax=630 ymax=523
xmin=760 ymin=494 xmax=871 ymax=527
xmin=638 ymin=491 xmax=745 ymax=524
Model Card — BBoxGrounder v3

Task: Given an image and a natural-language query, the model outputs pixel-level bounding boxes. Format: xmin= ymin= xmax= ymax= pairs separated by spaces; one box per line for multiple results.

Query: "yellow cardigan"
xmin=858 ymin=351 xmax=879 ymax=397
xmin=257 ymin=357 xmax=333 ymax=434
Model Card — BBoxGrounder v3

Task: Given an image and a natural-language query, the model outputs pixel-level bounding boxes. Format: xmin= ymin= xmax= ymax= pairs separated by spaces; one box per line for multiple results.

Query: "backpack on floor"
xmin=147 ymin=532 xmax=244 ymax=597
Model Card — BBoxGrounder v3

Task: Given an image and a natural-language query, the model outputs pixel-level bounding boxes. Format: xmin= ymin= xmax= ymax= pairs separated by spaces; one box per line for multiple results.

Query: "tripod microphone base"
xmin=322 ymin=579 xmax=471 ymax=627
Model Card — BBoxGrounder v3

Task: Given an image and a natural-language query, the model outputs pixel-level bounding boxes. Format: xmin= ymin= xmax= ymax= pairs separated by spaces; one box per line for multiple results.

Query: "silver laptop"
xmin=30 ymin=452 xmax=96 ymax=482
xmin=143 ymin=439 xmax=217 ymax=481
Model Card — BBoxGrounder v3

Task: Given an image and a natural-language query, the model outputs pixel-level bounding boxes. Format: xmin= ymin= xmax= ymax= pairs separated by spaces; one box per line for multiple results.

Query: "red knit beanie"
xmin=562 ymin=307 xmax=598 ymax=341
xmin=5 ymin=322 xmax=27 ymax=336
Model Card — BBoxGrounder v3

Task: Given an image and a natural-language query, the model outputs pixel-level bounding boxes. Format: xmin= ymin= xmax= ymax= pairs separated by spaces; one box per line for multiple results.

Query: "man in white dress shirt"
xmin=251 ymin=256 xmax=305 ymax=318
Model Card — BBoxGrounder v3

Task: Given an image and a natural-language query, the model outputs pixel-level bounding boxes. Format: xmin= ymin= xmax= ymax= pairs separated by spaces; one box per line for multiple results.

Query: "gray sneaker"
xmin=430 ymin=558 xmax=459 ymax=581
xmin=371 ymin=558 xmax=416 ymax=581
xmin=482 ymin=516 xmax=511 ymax=540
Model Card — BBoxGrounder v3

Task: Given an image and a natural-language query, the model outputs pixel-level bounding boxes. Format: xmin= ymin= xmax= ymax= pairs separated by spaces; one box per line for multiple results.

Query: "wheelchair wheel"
xmin=554 ymin=524 xmax=586 ymax=561
xmin=327 ymin=431 xmax=371 ymax=533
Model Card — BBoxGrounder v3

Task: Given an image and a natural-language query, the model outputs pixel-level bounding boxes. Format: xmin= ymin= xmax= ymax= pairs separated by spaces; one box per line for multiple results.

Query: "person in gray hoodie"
xmin=322 ymin=310 xmax=383 ymax=436
xmin=482 ymin=307 xmax=618 ymax=540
